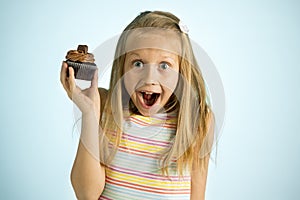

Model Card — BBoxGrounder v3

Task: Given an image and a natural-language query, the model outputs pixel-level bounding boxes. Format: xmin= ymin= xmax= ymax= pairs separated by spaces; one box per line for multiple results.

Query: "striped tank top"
xmin=99 ymin=112 xmax=191 ymax=200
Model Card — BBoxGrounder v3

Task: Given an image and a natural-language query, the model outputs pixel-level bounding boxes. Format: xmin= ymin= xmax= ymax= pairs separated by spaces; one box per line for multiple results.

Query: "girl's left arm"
xmin=190 ymin=112 xmax=215 ymax=200
xmin=190 ymin=154 xmax=210 ymax=200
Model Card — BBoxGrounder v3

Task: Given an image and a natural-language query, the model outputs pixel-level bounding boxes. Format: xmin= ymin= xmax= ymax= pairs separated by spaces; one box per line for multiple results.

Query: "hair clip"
xmin=178 ymin=20 xmax=189 ymax=34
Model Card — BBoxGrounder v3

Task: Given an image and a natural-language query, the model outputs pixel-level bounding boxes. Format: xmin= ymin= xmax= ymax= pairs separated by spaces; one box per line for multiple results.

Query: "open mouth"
xmin=140 ymin=91 xmax=160 ymax=107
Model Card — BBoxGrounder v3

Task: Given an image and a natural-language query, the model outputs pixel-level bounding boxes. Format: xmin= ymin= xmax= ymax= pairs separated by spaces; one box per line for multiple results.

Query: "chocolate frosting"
xmin=65 ymin=48 xmax=95 ymax=63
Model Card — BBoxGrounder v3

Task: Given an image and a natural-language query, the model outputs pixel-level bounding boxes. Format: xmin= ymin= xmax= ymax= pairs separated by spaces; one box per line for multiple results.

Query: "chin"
xmin=136 ymin=104 xmax=163 ymax=116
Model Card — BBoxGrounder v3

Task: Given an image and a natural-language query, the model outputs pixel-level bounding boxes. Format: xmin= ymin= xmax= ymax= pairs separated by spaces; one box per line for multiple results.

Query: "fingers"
xmin=60 ymin=61 xmax=98 ymax=108
xmin=91 ymin=68 xmax=99 ymax=90
xmin=68 ymin=66 xmax=76 ymax=98
xmin=60 ymin=61 xmax=71 ymax=97
xmin=60 ymin=61 xmax=67 ymax=86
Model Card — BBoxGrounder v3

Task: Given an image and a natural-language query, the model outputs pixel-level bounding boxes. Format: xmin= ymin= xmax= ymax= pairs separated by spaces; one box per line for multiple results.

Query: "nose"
xmin=142 ymin=64 xmax=159 ymax=85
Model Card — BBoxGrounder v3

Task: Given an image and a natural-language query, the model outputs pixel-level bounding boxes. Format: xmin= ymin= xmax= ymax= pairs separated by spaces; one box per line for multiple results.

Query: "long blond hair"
xmin=99 ymin=11 xmax=215 ymax=176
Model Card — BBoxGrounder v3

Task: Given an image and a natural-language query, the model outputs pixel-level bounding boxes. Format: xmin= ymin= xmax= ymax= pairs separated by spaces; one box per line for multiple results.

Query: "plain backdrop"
xmin=0 ymin=0 xmax=299 ymax=199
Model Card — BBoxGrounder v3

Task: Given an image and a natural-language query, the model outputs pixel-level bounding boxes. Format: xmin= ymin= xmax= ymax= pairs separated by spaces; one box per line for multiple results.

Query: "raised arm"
xmin=60 ymin=62 xmax=106 ymax=199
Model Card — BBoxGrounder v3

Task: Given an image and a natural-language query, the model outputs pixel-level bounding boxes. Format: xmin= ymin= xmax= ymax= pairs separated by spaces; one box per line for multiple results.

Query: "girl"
xmin=60 ymin=11 xmax=215 ymax=200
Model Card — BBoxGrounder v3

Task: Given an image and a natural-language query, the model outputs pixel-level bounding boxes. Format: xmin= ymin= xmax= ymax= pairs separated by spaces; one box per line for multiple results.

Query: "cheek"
xmin=163 ymin=88 xmax=173 ymax=98
xmin=160 ymin=72 xmax=179 ymax=93
xmin=123 ymin=71 xmax=139 ymax=96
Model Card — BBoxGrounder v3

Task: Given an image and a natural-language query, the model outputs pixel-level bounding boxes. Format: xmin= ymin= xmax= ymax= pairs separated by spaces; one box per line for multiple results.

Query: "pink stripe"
xmin=105 ymin=176 xmax=190 ymax=194
xmin=98 ymin=195 xmax=112 ymax=200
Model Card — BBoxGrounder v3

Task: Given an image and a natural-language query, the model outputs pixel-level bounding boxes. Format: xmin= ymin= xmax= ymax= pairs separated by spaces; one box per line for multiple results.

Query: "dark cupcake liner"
xmin=66 ymin=60 xmax=97 ymax=81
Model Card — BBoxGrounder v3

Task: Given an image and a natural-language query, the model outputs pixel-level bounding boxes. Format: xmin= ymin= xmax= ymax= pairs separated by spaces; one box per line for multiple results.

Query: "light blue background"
xmin=0 ymin=0 xmax=299 ymax=199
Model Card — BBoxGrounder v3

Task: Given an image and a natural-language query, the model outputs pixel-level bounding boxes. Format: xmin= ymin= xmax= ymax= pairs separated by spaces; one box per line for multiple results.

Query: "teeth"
xmin=141 ymin=91 xmax=153 ymax=94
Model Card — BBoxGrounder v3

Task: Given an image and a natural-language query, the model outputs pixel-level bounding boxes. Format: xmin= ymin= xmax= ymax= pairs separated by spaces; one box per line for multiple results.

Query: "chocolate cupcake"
xmin=65 ymin=45 xmax=97 ymax=81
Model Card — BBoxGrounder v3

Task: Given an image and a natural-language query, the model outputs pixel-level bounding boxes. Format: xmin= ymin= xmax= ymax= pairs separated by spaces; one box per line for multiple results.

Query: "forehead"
xmin=124 ymin=28 xmax=182 ymax=56
xmin=126 ymin=48 xmax=179 ymax=60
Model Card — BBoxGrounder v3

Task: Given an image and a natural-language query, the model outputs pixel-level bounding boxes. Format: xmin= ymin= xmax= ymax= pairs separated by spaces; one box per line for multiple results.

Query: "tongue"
xmin=143 ymin=93 xmax=156 ymax=106
xmin=144 ymin=94 xmax=152 ymax=100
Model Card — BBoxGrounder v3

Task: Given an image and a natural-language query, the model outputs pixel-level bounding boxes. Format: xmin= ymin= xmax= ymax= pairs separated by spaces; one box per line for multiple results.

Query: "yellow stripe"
xmin=106 ymin=168 xmax=190 ymax=189
xmin=134 ymin=114 xmax=177 ymax=125
xmin=119 ymin=138 xmax=165 ymax=153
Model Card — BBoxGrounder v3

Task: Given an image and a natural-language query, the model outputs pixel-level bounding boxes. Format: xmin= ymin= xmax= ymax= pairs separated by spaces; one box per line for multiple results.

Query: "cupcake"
xmin=65 ymin=45 xmax=97 ymax=81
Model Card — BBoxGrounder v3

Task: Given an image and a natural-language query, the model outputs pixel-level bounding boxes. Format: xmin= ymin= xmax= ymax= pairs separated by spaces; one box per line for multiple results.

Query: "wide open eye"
xmin=159 ymin=62 xmax=170 ymax=70
xmin=133 ymin=60 xmax=144 ymax=68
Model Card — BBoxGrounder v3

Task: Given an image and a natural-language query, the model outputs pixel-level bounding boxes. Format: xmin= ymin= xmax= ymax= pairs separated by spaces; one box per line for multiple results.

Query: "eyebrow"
xmin=161 ymin=56 xmax=176 ymax=63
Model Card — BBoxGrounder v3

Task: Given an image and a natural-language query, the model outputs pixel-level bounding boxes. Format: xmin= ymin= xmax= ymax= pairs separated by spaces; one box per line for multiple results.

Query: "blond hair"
xmin=99 ymin=11 xmax=215 ymax=176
